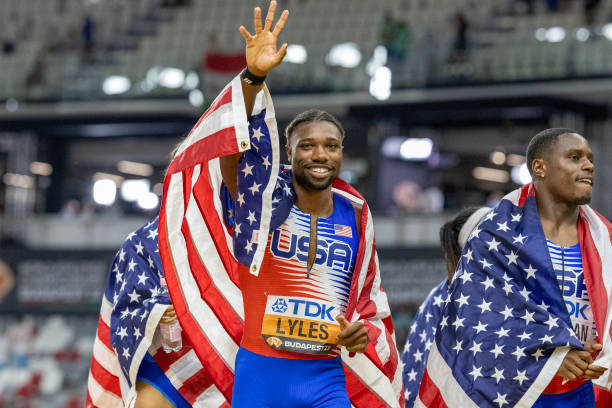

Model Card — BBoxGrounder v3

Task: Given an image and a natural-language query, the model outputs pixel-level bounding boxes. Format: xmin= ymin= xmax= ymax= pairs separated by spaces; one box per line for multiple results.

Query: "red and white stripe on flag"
xmin=86 ymin=296 xmax=123 ymax=408
xmin=86 ymin=292 xmax=230 ymax=408
xmin=580 ymin=206 xmax=612 ymax=392
xmin=158 ymin=75 xmax=404 ymax=407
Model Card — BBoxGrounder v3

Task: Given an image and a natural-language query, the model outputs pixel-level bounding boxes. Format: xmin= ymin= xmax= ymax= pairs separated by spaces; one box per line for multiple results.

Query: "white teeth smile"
xmin=578 ymin=179 xmax=592 ymax=185
xmin=311 ymin=168 xmax=328 ymax=173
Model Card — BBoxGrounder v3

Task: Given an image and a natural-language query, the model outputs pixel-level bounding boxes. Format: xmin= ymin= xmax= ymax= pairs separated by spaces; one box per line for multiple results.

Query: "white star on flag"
xmin=134 ymin=241 xmax=144 ymax=255
xmin=497 ymin=222 xmax=510 ymax=232
xmin=241 ymin=162 xmax=254 ymax=177
xmin=248 ymin=181 xmax=261 ymax=195
xmin=147 ymin=229 xmax=158 ymax=240
xmin=487 ymin=238 xmax=501 ymax=252
xmin=491 ymin=368 xmax=505 ymax=384
xmin=236 ymin=192 xmax=246 ymax=206
xmin=251 ymin=127 xmax=264 ymax=142
xmin=524 ymin=265 xmax=537 ymax=279
xmin=262 ymin=155 xmax=271 ymax=169
xmin=469 ymin=365 xmax=483 ymax=381
xmin=127 ymin=289 xmax=141 ymax=303
xmin=490 ymin=344 xmax=504 ymax=358
xmin=473 ymin=322 xmax=488 ymax=334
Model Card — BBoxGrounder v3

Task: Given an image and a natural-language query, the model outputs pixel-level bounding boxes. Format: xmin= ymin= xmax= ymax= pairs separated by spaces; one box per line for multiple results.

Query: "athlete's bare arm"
xmin=219 ymin=1 xmax=288 ymax=200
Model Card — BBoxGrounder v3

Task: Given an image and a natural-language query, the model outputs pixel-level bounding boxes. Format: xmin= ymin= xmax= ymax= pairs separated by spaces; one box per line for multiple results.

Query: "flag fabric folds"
xmin=158 ymin=74 xmax=404 ymax=407
xmin=416 ymin=183 xmax=612 ymax=407
xmin=86 ymin=219 xmax=223 ymax=407
xmin=403 ymin=280 xmax=448 ymax=407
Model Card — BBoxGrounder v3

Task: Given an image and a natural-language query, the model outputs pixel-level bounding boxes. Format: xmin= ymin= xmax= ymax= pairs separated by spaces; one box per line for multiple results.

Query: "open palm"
xmin=239 ymin=1 xmax=289 ymax=77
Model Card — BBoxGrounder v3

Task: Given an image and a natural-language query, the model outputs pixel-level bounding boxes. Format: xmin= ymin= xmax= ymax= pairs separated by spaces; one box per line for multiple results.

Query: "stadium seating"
xmin=1 ymin=0 xmax=610 ymax=102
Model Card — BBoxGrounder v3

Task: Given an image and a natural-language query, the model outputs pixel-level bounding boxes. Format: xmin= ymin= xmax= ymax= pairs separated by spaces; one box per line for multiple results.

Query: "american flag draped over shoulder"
xmin=403 ymin=280 xmax=448 ymax=407
xmin=416 ymin=184 xmax=612 ymax=408
xmin=158 ymin=74 xmax=404 ymax=407
xmin=86 ymin=219 xmax=222 ymax=408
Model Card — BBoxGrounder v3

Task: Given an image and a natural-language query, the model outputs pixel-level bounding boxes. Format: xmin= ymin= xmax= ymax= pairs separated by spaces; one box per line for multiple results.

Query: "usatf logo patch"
xmin=261 ymin=295 xmax=341 ymax=355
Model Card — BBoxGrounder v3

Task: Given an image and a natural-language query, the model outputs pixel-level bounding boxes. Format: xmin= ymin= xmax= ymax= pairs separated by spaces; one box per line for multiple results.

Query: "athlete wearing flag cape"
xmin=158 ymin=2 xmax=403 ymax=407
xmin=416 ymin=129 xmax=612 ymax=407
xmin=402 ymin=206 xmax=488 ymax=407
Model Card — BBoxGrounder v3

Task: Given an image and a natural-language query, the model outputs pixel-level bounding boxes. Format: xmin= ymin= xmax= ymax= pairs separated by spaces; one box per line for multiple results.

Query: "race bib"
xmin=261 ymin=295 xmax=341 ymax=355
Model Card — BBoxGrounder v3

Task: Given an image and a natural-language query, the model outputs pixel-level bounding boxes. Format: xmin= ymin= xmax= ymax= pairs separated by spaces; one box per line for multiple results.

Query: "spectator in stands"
xmin=584 ymin=0 xmax=601 ymax=25
xmin=521 ymin=0 xmax=536 ymax=15
xmin=379 ymin=12 xmax=410 ymax=75
xmin=81 ymin=14 xmax=95 ymax=62
xmin=25 ymin=46 xmax=49 ymax=98
xmin=449 ymin=13 xmax=469 ymax=63
xmin=201 ymin=33 xmax=247 ymax=100
xmin=379 ymin=12 xmax=396 ymax=55
xmin=2 ymin=15 xmax=18 ymax=55
xmin=546 ymin=0 xmax=560 ymax=11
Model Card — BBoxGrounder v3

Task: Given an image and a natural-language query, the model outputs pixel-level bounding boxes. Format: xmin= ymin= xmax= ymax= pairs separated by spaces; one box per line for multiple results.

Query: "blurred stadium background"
xmin=1 ymin=0 xmax=612 ymax=405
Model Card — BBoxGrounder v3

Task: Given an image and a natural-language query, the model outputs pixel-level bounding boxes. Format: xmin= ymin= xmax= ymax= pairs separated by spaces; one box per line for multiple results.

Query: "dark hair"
xmin=526 ymin=128 xmax=578 ymax=176
xmin=440 ymin=206 xmax=482 ymax=281
xmin=284 ymin=109 xmax=345 ymax=145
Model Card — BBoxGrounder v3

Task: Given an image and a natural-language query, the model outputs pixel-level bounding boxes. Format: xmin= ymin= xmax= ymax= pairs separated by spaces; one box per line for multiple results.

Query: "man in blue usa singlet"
xmin=524 ymin=128 xmax=607 ymax=407
xmin=219 ymin=3 xmax=372 ymax=407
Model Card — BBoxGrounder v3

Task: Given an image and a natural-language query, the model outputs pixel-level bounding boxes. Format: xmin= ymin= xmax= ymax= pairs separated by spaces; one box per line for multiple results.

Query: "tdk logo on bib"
xmin=261 ymin=295 xmax=341 ymax=355
xmin=271 ymin=298 xmax=288 ymax=313
xmin=283 ymin=298 xmax=336 ymax=323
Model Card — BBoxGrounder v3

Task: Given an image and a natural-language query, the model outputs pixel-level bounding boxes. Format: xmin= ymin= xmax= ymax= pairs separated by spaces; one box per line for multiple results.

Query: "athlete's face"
xmin=286 ymin=121 xmax=343 ymax=192
xmin=535 ymin=133 xmax=594 ymax=205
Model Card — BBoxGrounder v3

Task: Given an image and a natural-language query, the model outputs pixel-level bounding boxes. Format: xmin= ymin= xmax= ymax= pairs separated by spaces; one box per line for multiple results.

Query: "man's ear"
xmin=532 ymin=158 xmax=546 ymax=179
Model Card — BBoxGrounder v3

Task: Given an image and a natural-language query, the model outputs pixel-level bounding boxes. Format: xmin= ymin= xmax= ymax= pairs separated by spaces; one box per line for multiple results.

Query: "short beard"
xmin=574 ymin=194 xmax=591 ymax=205
xmin=294 ymin=169 xmax=335 ymax=191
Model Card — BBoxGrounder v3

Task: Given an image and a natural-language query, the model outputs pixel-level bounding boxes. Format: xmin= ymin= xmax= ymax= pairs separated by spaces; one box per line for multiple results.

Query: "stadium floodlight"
xmin=326 ymin=43 xmax=362 ymax=68
xmin=546 ymin=27 xmax=565 ymax=43
xmin=137 ymin=192 xmax=159 ymax=210
xmin=603 ymin=23 xmax=612 ymax=40
xmin=93 ymin=172 xmax=123 ymax=186
xmin=490 ymin=151 xmax=506 ymax=166
xmin=506 ymin=154 xmax=526 ymax=167
xmin=117 ymin=160 xmax=153 ymax=177
xmin=473 ymin=167 xmax=510 ymax=183
xmin=159 ymin=68 xmax=185 ymax=88
xmin=369 ymin=66 xmax=391 ymax=100
xmin=184 ymin=71 xmax=200 ymax=90
xmin=93 ymin=179 xmax=117 ymax=206
xmin=3 ymin=173 xmax=34 ymax=189
xmin=120 ymin=179 xmax=150 ymax=202
xmin=511 ymin=163 xmax=532 ymax=185
xmin=535 ymin=28 xmax=547 ymax=42
xmin=286 ymin=44 xmax=307 ymax=64
xmin=102 ymin=76 xmax=131 ymax=95
xmin=30 ymin=161 xmax=53 ymax=176
xmin=576 ymin=28 xmax=590 ymax=42
xmin=399 ymin=138 xmax=433 ymax=161
xmin=366 ymin=45 xmax=388 ymax=76
xmin=5 ymin=98 xmax=18 ymax=112
xmin=189 ymin=89 xmax=204 ymax=107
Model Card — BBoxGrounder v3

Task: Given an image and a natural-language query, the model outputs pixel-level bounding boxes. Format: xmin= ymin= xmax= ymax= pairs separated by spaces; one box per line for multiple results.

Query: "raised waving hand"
xmin=239 ymin=1 xmax=289 ymax=77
